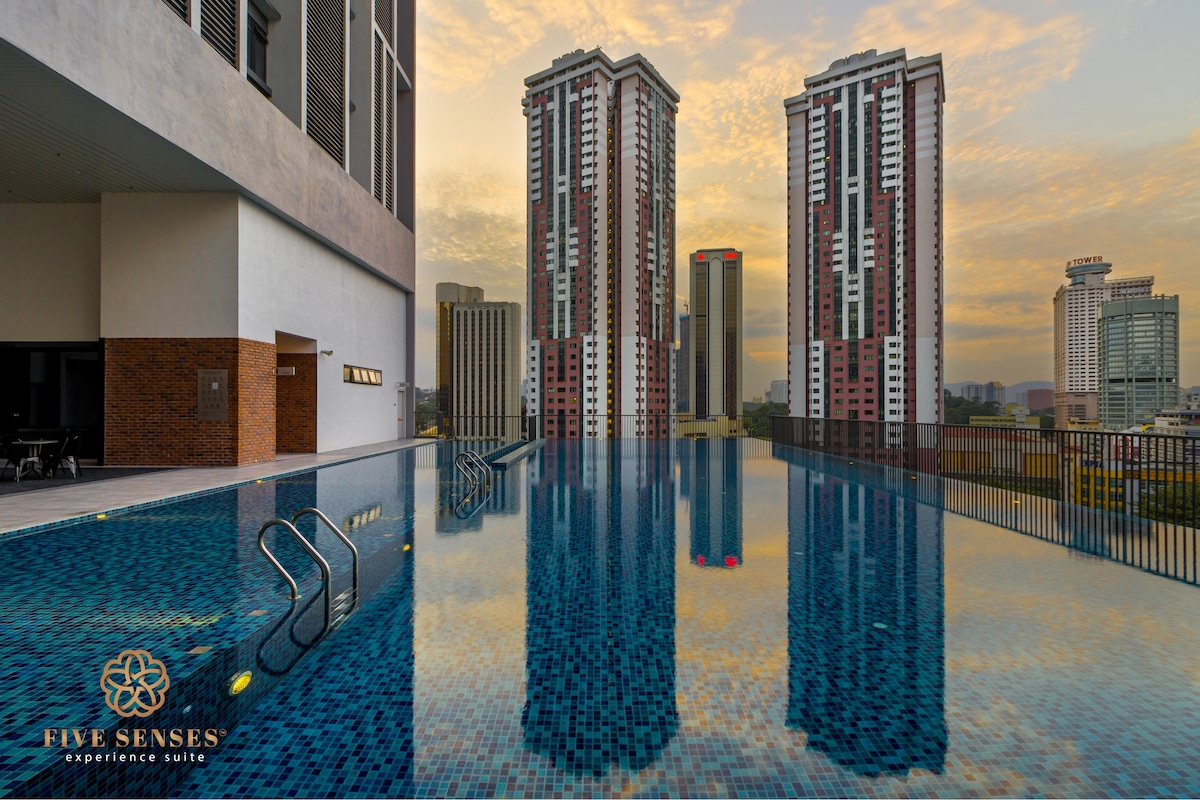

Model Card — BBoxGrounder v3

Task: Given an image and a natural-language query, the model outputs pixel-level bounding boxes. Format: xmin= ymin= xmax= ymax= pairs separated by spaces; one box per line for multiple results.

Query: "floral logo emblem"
xmin=100 ymin=650 xmax=171 ymax=718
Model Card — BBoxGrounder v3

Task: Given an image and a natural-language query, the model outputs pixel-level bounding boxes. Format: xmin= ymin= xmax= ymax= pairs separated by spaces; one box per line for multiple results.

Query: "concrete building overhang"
xmin=0 ymin=0 xmax=414 ymax=293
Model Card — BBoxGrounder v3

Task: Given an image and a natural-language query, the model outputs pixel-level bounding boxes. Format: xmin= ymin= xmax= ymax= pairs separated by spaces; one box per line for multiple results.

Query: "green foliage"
xmin=942 ymin=389 xmax=1001 ymax=425
xmin=1138 ymin=483 xmax=1200 ymax=527
xmin=744 ymin=402 xmax=790 ymax=439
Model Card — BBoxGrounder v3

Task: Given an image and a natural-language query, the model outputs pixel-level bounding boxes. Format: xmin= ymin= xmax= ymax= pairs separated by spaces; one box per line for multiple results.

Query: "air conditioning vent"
xmin=200 ymin=0 xmax=238 ymax=67
xmin=385 ymin=52 xmax=395 ymax=212
xmin=306 ymin=0 xmax=347 ymax=166
xmin=160 ymin=0 xmax=189 ymax=23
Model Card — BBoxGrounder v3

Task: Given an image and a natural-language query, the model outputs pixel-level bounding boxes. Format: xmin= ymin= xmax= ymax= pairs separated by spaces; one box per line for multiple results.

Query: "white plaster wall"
xmin=237 ymin=198 xmax=407 ymax=452
xmin=100 ymin=193 xmax=239 ymax=338
xmin=0 ymin=204 xmax=100 ymax=341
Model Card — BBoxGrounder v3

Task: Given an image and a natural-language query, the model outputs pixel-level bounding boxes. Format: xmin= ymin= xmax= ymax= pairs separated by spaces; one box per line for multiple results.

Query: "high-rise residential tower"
xmin=524 ymin=48 xmax=678 ymax=439
xmin=689 ymin=249 xmax=743 ymax=420
xmin=1098 ymin=295 xmax=1180 ymax=430
xmin=785 ymin=49 xmax=945 ymax=423
xmin=1052 ymin=257 xmax=1153 ymax=424
xmin=436 ymin=282 xmax=485 ymax=418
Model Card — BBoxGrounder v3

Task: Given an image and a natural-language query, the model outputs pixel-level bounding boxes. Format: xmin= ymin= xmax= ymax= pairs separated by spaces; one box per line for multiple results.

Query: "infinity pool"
xmin=2 ymin=439 xmax=1199 ymax=798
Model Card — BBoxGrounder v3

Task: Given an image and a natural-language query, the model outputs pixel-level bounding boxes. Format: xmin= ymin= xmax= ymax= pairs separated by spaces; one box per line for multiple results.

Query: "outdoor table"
xmin=14 ymin=439 xmax=57 ymax=481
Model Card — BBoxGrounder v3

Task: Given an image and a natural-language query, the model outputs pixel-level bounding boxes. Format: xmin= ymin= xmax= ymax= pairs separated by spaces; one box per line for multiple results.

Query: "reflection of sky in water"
xmin=139 ymin=439 xmax=1200 ymax=796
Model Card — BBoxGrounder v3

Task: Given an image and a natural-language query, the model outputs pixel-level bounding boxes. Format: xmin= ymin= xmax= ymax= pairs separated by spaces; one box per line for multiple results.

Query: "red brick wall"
xmin=276 ymin=352 xmax=317 ymax=453
xmin=104 ymin=338 xmax=277 ymax=466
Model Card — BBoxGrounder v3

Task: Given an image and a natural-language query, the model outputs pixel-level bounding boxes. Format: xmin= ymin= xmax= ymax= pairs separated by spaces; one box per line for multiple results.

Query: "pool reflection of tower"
xmin=787 ymin=463 xmax=946 ymax=776
xmin=687 ymin=438 xmax=743 ymax=568
xmin=524 ymin=439 xmax=678 ymax=774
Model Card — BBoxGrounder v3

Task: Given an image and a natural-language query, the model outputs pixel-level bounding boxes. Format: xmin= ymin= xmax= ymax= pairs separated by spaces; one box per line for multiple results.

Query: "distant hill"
xmin=1009 ymin=380 xmax=1053 ymax=394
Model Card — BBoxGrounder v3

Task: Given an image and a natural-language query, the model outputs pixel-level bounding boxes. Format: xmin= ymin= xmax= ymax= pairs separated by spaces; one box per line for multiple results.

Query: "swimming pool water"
xmin=3 ymin=439 xmax=1199 ymax=797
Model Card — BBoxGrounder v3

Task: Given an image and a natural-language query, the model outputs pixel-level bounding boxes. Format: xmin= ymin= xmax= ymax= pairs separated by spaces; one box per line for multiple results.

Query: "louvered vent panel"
xmin=200 ymin=0 xmax=238 ymax=67
xmin=375 ymin=0 xmax=394 ymax=49
xmin=160 ymin=0 xmax=189 ymax=23
xmin=372 ymin=34 xmax=384 ymax=202
xmin=385 ymin=52 xmax=395 ymax=212
xmin=306 ymin=0 xmax=347 ymax=166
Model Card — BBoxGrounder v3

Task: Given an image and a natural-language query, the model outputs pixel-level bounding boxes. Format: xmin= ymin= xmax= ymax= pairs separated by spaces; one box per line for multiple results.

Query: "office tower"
xmin=689 ymin=249 xmax=743 ymax=419
xmin=1053 ymin=258 xmax=1153 ymax=425
xmin=451 ymin=301 xmax=523 ymax=439
xmin=1099 ymin=295 xmax=1180 ymax=430
xmin=785 ymin=49 xmax=945 ymax=423
xmin=768 ymin=380 xmax=790 ymax=405
xmin=524 ymin=48 xmax=678 ymax=439
xmin=0 ymin=0 xmax=416 ymax=466
xmin=677 ymin=313 xmax=691 ymax=413
xmin=436 ymin=282 xmax=485 ymax=418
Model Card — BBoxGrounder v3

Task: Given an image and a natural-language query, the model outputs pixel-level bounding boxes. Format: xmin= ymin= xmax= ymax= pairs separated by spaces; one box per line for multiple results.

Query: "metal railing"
xmin=412 ymin=412 xmax=775 ymax=441
xmin=770 ymin=416 xmax=1200 ymax=584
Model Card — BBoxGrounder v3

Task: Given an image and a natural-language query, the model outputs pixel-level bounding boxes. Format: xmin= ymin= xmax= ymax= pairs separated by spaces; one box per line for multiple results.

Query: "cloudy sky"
xmin=411 ymin=0 xmax=1200 ymax=394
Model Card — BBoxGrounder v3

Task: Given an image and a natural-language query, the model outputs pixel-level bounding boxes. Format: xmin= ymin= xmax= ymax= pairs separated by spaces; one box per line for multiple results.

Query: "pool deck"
xmin=0 ymin=438 xmax=433 ymax=536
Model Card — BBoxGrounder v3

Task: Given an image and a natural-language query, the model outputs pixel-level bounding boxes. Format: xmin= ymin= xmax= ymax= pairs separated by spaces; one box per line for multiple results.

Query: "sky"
xmin=411 ymin=0 xmax=1200 ymax=395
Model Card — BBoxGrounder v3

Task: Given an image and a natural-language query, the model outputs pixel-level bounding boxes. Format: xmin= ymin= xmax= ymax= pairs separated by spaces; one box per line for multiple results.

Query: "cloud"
xmin=418 ymin=0 xmax=747 ymax=93
xmin=852 ymin=0 xmax=1093 ymax=144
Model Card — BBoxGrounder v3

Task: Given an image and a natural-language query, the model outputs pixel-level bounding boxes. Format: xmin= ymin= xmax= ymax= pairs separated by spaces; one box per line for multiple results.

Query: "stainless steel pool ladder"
xmin=257 ymin=507 xmax=361 ymax=637
xmin=454 ymin=450 xmax=492 ymax=491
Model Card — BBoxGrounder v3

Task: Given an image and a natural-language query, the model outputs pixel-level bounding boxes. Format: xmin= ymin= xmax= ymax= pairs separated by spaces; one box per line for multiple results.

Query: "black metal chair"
xmin=43 ymin=435 xmax=83 ymax=479
xmin=0 ymin=439 xmax=19 ymax=481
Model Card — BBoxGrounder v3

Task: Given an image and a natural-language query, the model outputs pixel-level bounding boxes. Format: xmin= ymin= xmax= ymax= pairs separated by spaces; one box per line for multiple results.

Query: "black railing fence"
xmin=770 ymin=416 xmax=1200 ymax=584
xmin=412 ymin=413 xmax=769 ymax=442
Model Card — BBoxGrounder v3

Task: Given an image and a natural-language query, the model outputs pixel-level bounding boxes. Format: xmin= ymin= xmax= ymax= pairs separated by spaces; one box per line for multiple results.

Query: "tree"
xmin=942 ymin=390 xmax=1001 ymax=425
xmin=1137 ymin=482 xmax=1199 ymax=528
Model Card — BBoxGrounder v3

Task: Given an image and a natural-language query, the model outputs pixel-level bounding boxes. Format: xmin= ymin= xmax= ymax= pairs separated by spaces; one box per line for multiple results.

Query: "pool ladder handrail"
xmin=454 ymin=450 xmax=492 ymax=491
xmin=257 ymin=506 xmax=361 ymax=638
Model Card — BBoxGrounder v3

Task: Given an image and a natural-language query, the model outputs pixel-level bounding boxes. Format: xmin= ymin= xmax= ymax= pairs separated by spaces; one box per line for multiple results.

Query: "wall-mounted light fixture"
xmin=320 ymin=350 xmax=334 ymax=357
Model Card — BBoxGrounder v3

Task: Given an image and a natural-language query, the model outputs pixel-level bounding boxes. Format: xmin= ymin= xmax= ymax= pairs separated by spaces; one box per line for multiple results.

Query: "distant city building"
xmin=436 ymin=283 xmax=485 ymax=418
xmin=524 ymin=49 xmax=679 ymax=438
xmin=450 ymin=302 xmax=523 ymax=439
xmin=1053 ymin=257 xmax=1153 ymax=425
xmin=1098 ymin=295 xmax=1180 ymax=430
xmin=689 ymin=249 xmax=743 ymax=420
xmin=785 ymin=49 xmax=945 ymax=423
xmin=768 ymin=380 xmax=789 ymax=405
xmin=677 ymin=313 xmax=691 ymax=413
xmin=962 ymin=381 xmax=1004 ymax=406
xmin=1026 ymin=388 xmax=1055 ymax=412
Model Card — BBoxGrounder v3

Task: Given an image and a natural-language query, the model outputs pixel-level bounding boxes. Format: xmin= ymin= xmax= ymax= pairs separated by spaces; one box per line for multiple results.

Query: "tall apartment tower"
xmin=785 ymin=49 xmax=945 ymax=424
xmin=1052 ymin=258 xmax=1153 ymax=424
xmin=524 ymin=49 xmax=679 ymax=439
xmin=1099 ymin=295 xmax=1180 ymax=430
xmin=689 ymin=249 xmax=743 ymax=420
xmin=436 ymin=283 xmax=485 ymax=417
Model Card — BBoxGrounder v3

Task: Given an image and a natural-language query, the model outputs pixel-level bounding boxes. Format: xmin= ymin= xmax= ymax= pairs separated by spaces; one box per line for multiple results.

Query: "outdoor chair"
xmin=44 ymin=435 xmax=83 ymax=479
xmin=0 ymin=439 xmax=18 ymax=481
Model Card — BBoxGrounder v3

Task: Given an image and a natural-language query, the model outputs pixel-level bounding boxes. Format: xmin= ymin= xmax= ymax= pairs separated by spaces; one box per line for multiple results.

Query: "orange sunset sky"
xmin=411 ymin=0 xmax=1200 ymax=396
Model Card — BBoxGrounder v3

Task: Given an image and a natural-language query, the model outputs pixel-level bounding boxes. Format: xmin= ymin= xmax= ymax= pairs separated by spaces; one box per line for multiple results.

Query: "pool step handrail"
xmin=454 ymin=449 xmax=493 ymax=491
xmin=258 ymin=519 xmax=333 ymax=637
xmin=290 ymin=507 xmax=360 ymax=625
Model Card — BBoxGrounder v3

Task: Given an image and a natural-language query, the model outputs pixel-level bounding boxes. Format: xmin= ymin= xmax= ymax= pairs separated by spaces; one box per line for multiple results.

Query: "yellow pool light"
xmin=227 ymin=670 xmax=253 ymax=697
xmin=96 ymin=513 xmax=108 ymax=519
xmin=404 ymin=544 xmax=412 ymax=551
